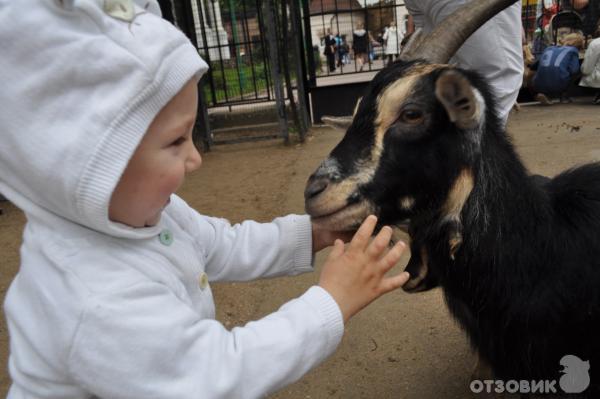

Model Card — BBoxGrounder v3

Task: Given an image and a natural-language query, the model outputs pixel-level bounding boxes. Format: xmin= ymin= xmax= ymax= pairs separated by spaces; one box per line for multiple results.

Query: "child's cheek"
xmin=160 ymin=168 xmax=185 ymax=198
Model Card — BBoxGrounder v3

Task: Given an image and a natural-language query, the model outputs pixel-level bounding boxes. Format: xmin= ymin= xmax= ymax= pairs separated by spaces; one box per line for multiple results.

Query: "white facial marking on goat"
xmin=464 ymin=89 xmax=486 ymax=150
xmin=319 ymin=157 xmax=343 ymax=180
xmin=399 ymin=196 xmax=416 ymax=211
xmin=443 ymin=168 xmax=474 ymax=224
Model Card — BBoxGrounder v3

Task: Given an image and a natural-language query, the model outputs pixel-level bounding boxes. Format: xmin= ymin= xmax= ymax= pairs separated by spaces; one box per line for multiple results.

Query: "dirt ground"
xmin=1 ymin=101 xmax=600 ymax=398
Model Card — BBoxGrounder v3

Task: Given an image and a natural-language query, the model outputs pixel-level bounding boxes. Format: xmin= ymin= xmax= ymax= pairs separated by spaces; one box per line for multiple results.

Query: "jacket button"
xmin=158 ymin=229 xmax=173 ymax=246
xmin=199 ymin=272 xmax=209 ymax=290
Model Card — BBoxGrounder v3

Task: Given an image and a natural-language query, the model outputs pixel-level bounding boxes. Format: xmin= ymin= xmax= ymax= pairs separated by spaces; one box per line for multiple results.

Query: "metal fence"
xmin=189 ymin=0 xmax=276 ymax=108
xmin=307 ymin=0 xmax=408 ymax=81
xmin=162 ymin=0 xmax=311 ymax=149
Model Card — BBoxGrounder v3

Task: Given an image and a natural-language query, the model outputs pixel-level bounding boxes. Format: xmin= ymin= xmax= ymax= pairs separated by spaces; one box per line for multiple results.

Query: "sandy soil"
xmin=1 ymin=102 xmax=600 ymax=398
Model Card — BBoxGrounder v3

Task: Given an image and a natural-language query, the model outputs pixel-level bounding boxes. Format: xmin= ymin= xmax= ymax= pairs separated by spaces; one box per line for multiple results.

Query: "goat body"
xmin=425 ymin=129 xmax=600 ymax=391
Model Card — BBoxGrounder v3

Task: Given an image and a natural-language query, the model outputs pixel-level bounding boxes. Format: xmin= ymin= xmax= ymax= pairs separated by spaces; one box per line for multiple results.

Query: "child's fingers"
xmin=349 ymin=215 xmax=377 ymax=251
xmin=366 ymin=225 xmax=392 ymax=259
xmin=380 ymin=272 xmax=411 ymax=293
xmin=379 ymin=240 xmax=406 ymax=271
xmin=327 ymin=239 xmax=345 ymax=260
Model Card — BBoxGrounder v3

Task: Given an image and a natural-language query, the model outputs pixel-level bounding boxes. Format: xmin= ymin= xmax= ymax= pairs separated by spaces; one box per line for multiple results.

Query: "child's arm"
xmin=66 ymin=216 xmax=407 ymax=398
xmin=174 ymin=195 xmax=345 ymax=281
xmin=198 ymin=213 xmax=317 ymax=281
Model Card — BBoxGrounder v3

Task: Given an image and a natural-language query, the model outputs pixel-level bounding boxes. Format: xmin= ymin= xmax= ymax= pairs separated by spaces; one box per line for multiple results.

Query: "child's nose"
xmin=186 ymin=144 xmax=202 ymax=172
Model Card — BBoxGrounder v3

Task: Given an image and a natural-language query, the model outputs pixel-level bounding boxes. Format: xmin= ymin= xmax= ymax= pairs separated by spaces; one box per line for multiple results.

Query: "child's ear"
xmin=435 ymin=70 xmax=483 ymax=130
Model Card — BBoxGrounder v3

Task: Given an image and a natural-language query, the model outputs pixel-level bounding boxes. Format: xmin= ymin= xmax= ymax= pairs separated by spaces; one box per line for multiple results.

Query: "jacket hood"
xmin=354 ymin=29 xmax=366 ymax=36
xmin=0 ymin=0 xmax=208 ymax=239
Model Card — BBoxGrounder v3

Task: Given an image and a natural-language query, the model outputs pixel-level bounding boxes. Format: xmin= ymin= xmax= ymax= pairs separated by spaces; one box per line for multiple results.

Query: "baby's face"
xmin=109 ymin=79 xmax=202 ymax=227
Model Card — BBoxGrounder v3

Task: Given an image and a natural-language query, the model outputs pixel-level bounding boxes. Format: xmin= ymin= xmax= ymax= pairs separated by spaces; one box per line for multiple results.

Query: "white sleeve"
xmin=68 ymin=283 xmax=344 ymax=399
xmin=170 ymin=196 xmax=314 ymax=282
xmin=199 ymin=213 xmax=314 ymax=282
xmin=404 ymin=0 xmax=425 ymax=29
xmin=581 ymin=42 xmax=600 ymax=76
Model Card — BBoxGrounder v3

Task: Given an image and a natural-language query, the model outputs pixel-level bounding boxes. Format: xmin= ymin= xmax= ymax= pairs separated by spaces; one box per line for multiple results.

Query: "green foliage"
xmin=205 ymin=61 xmax=269 ymax=103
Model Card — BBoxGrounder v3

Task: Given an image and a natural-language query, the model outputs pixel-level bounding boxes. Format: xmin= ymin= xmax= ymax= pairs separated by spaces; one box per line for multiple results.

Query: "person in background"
xmin=532 ymin=32 xmax=584 ymax=104
xmin=383 ymin=20 xmax=403 ymax=66
xmin=324 ymin=29 xmax=337 ymax=73
xmin=404 ymin=0 xmax=523 ymax=128
xmin=353 ymin=22 xmax=369 ymax=71
xmin=579 ymin=24 xmax=600 ymax=103
xmin=337 ymin=34 xmax=350 ymax=66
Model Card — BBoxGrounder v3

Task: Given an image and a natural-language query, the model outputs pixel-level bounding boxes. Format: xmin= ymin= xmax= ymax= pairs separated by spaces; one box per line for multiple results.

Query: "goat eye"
xmin=399 ymin=109 xmax=424 ymax=124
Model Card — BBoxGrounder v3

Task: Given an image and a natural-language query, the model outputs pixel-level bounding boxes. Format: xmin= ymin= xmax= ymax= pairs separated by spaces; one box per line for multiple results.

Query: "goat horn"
xmin=321 ymin=115 xmax=353 ymax=130
xmin=400 ymin=0 xmax=519 ymax=64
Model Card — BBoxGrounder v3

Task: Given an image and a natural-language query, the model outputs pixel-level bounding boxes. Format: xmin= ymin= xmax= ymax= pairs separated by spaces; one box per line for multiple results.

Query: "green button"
xmin=159 ymin=229 xmax=173 ymax=246
xmin=199 ymin=272 xmax=209 ymax=290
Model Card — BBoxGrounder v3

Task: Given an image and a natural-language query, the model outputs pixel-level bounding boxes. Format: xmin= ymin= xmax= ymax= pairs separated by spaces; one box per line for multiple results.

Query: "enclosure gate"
xmin=302 ymin=0 xmax=409 ymax=123
xmin=162 ymin=0 xmax=600 ymax=144
xmin=162 ymin=0 xmax=311 ymax=150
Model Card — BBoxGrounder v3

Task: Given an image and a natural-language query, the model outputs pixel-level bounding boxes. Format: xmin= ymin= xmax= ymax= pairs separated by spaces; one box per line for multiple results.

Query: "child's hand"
xmin=318 ymin=215 xmax=410 ymax=323
xmin=312 ymin=226 xmax=354 ymax=253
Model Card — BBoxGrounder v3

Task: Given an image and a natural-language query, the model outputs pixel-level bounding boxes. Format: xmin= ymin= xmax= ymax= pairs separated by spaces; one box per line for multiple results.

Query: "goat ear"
xmin=435 ymin=70 xmax=482 ymax=130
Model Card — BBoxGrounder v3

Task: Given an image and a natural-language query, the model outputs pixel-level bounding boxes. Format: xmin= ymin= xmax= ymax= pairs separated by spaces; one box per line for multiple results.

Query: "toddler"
xmin=0 ymin=1 xmax=409 ymax=398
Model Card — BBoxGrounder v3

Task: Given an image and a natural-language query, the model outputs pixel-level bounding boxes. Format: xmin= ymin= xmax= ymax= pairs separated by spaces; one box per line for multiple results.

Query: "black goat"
xmin=304 ymin=2 xmax=600 ymax=396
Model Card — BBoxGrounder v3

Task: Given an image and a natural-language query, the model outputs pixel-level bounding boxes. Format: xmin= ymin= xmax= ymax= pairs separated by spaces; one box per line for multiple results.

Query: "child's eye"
xmin=171 ymin=137 xmax=186 ymax=146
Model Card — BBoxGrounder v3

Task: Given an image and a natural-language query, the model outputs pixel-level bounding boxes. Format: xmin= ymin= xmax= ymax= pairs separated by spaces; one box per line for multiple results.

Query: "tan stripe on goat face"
xmin=372 ymin=64 xmax=446 ymax=165
xmin=374 ymin=65 xmax=487 ymax=154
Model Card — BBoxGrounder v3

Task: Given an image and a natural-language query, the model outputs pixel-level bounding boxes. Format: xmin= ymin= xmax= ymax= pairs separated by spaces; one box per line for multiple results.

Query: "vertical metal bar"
xmin=320 ymin=0 xmax=328 ymax=75
xmin=281 ymin=0 xmax=302 ymax=138
xmin=264 ymin=0 xmax=289 ymax=143
xmin=291 ymin=0 xmax=311 ymax=135
xmin=241 ymin=0 xmax=260 ymax=99
xmin=208 ymin=0 xmax=230 ymax=105
xmin=181 ymin=0 xmax=213 ymax=151
xmin=365 ymin=5 xmax=371 ymax=71
xmin=349 ymin=4 xmax=357 ymax=72
xmin=194 ymin=0 xmax=217 ymax=106
xmin=302 ymin=0 xmax=317 ymax=87
xmin=334 ymin=0 xmax=342 ymax=73
xmin=228 ymin=0 xmax=246 ymax=100
xmin=255 ymin=0 xmax=272 ymax=101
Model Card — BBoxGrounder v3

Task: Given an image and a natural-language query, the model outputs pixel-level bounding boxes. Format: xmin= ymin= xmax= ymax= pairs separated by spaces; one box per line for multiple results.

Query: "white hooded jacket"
xmin=0 ymin=1 xmax=343 ymax=397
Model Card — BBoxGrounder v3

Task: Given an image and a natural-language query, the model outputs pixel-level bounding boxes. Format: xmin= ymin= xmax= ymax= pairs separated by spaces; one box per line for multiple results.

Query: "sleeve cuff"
xmin=291 ymin=214 xmax=314 ymax=274
xmin=300 ymin=286 xmax=344 ymax=353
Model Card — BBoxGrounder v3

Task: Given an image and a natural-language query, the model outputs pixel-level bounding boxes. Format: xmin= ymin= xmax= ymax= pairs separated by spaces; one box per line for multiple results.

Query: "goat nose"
xmin=304 ymin=177 xmax=329 ymax=200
